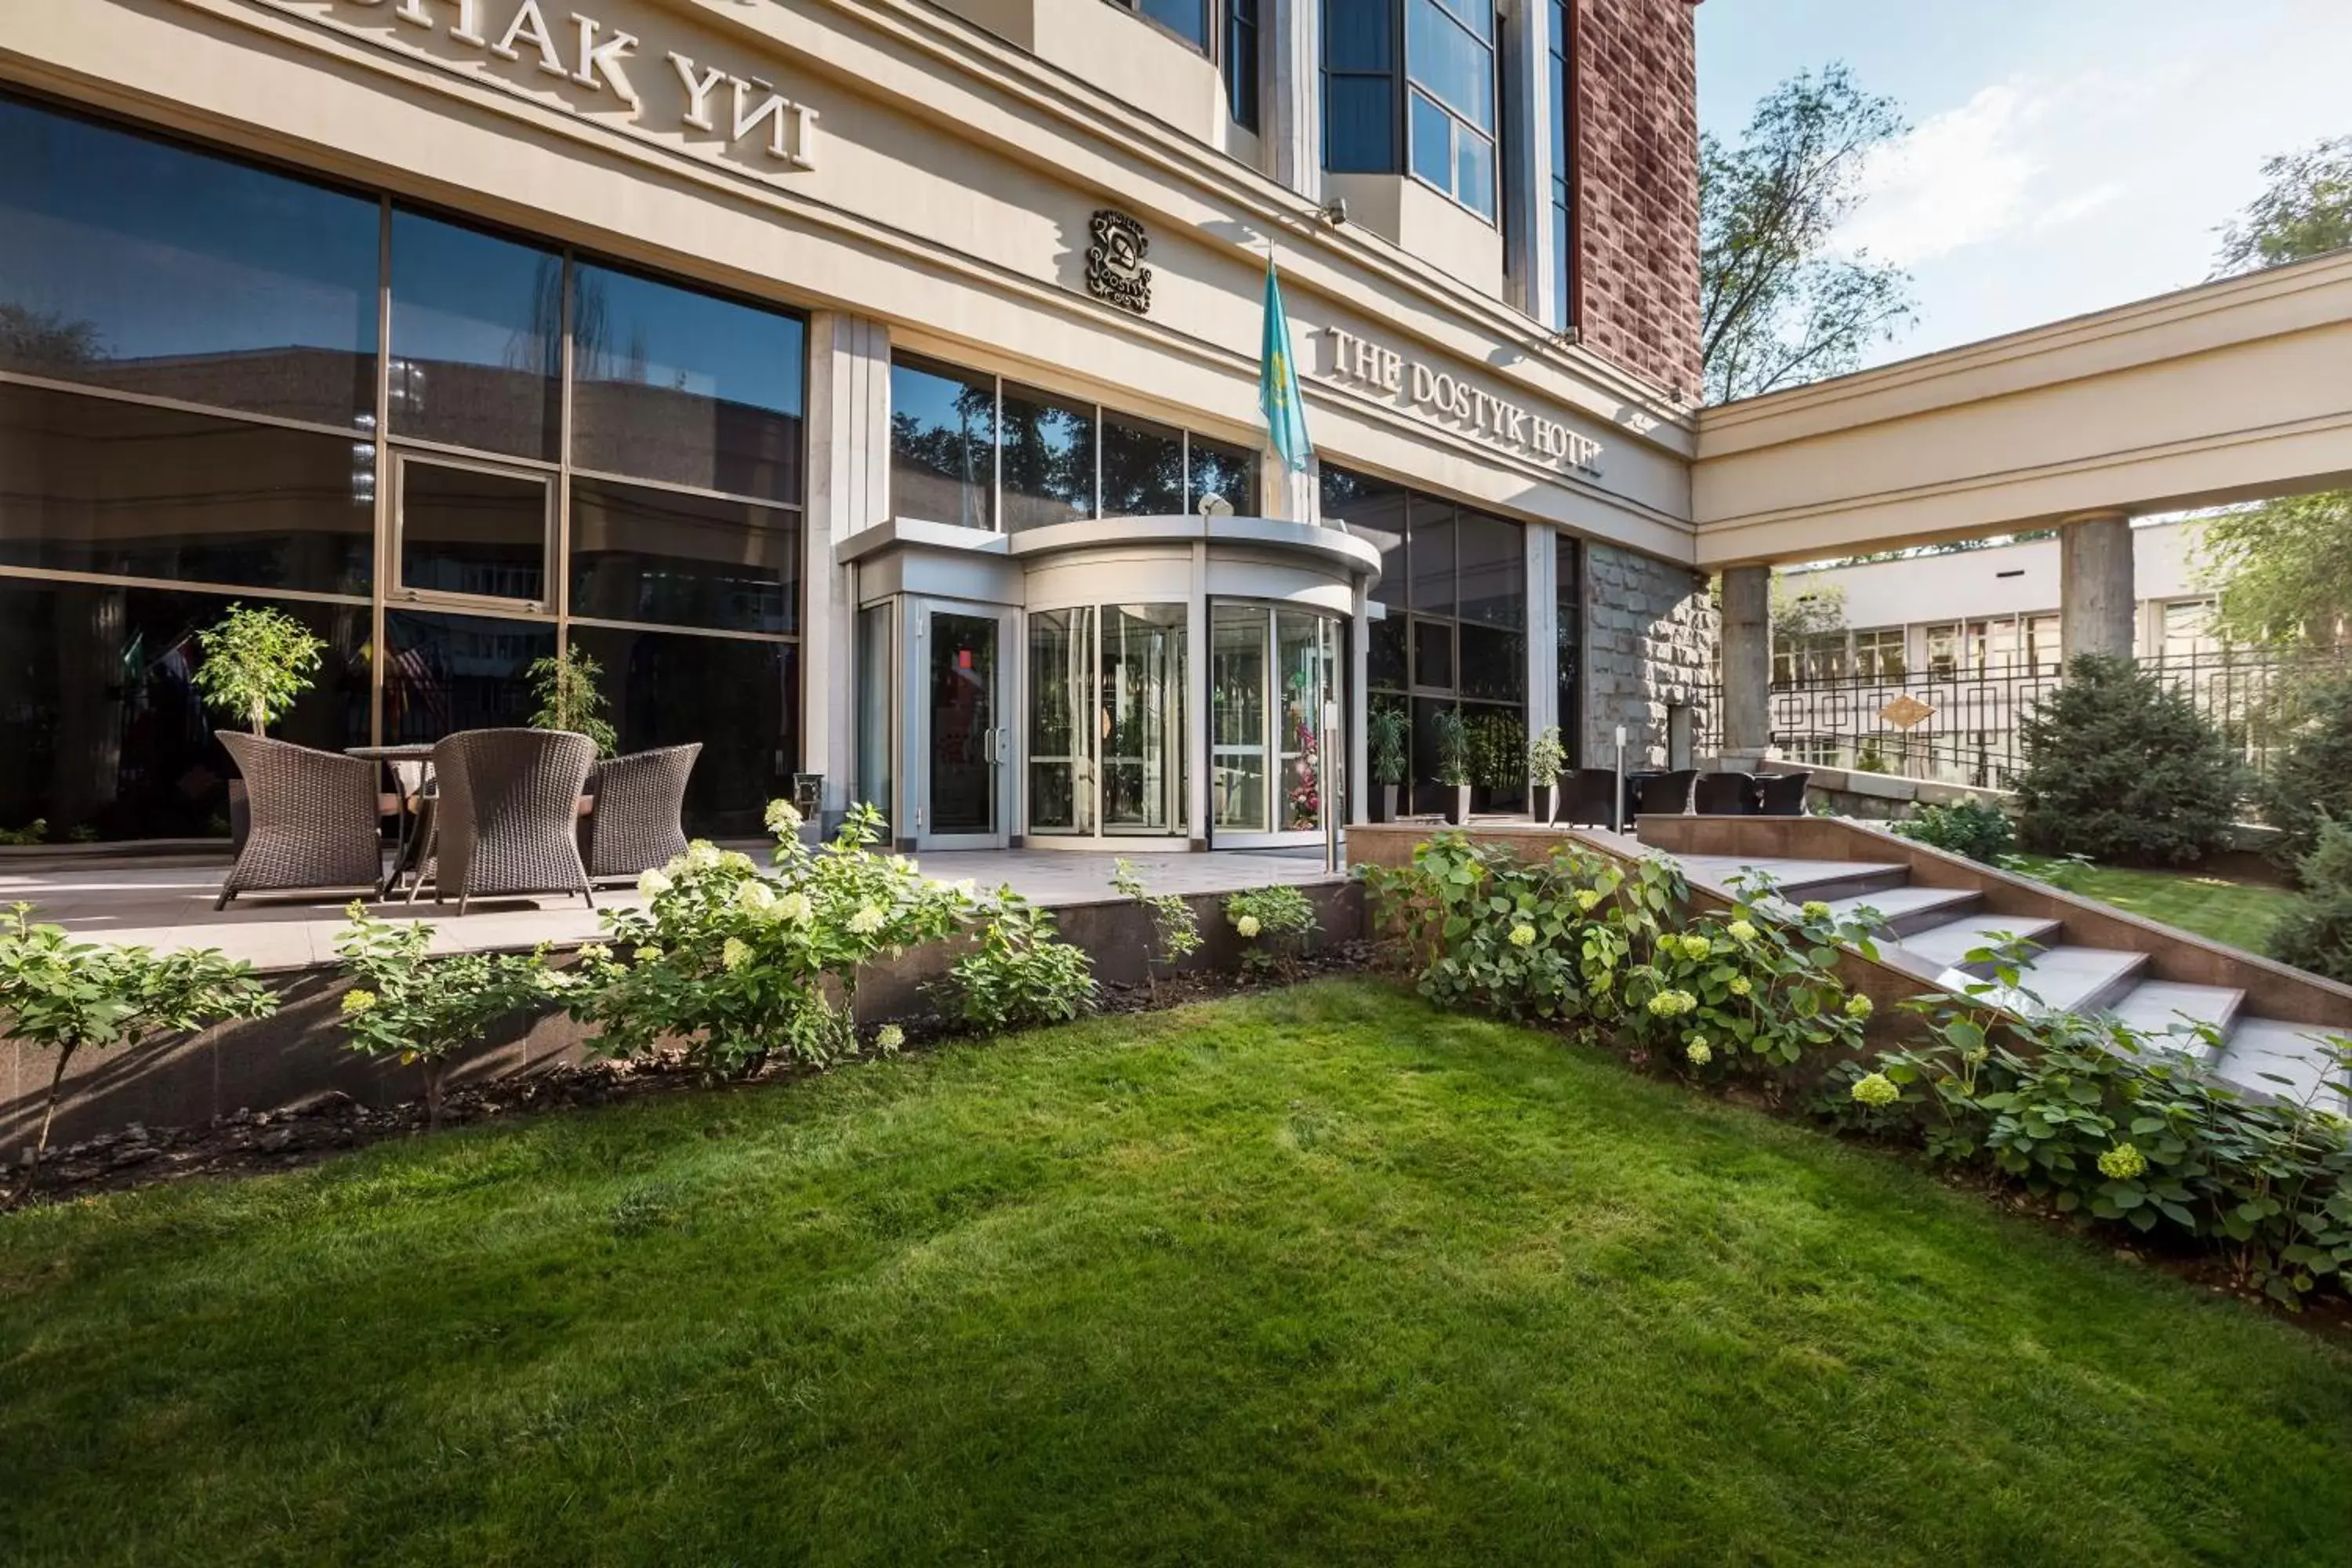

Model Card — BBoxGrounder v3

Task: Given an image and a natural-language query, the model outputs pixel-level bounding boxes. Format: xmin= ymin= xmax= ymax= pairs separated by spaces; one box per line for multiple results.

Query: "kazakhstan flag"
xmin=1258 ymin=258 xmax=1313 ymax=474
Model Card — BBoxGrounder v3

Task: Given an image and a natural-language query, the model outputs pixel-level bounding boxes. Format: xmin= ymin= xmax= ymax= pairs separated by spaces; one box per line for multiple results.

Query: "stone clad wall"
xmin=1584 ymin=542 xmax=1717 ymax=768
xmin=1572 ymin=0 xmax=1702 ymax=396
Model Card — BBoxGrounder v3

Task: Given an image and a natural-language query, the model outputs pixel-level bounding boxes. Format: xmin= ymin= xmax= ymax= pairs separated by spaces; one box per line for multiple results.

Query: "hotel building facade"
xmin=0 ymin=0 xmax=1712 ymax=851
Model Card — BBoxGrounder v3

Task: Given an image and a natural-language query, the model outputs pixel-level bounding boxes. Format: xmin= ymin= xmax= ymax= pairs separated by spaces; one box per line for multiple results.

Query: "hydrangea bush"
xmin=1225 ymin=885 xmax=1319 ymax=978
xmin=933 ymin=891 xmax=1097 ymax=1033
xmin=573 ymin=804 xmax=971 ymax=1075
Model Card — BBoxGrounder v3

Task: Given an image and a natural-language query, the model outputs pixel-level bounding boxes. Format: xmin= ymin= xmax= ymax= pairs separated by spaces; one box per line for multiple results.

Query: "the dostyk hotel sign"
xmin=1320 ymin=325 xmax=1603 ymax=478
xmin=321 ymin=0 xmax=819 ymax=168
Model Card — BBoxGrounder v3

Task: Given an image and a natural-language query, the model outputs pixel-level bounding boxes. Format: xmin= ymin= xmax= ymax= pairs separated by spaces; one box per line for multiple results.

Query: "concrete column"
xmin=1523 ymin=523 xmax=1557 ymax=739
xmin=803 ymin=312 xmax=891 ymax=831
xmin=1719 ymin=563 xmax=1771 ymax=763
xmin=1348 ymin=586 xmax=1370 ymax=825
xmin=2059 ymin=510 xmax=2136 ymax=662
xmin=1265 ymin=0 xmax=1321 ymax=201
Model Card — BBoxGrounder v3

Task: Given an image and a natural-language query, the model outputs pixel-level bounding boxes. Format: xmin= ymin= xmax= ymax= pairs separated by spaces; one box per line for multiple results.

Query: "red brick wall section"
xmin=1573 ymin=0 xmax=1701 ymax=399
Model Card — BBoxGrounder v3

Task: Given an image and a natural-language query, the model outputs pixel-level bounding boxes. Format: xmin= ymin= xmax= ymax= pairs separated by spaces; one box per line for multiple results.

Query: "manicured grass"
xmin=2007 ymin=855 xmax=2296 ymax=953
xmin=5 ymin=982 xmax=2351 ymax=1565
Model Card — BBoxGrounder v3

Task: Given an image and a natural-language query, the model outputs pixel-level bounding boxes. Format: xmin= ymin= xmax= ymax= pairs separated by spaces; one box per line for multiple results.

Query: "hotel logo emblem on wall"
xmin=1086 ymin=210 xmax=1152 ymax=317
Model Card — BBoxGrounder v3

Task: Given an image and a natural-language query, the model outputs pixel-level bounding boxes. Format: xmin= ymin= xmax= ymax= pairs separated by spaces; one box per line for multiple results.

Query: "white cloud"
xmin=1832 ymin=82 xmax=2045 ymax=266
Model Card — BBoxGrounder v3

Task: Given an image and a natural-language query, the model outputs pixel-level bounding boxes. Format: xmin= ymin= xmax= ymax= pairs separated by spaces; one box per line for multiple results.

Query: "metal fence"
xmin=1693 ymin=648 xmax=2347 ymax=790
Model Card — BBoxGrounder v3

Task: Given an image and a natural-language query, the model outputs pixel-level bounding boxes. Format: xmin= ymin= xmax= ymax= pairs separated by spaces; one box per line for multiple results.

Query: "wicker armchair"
xmin=423 ymin=728 xmax=597 ymax=915
xmin=1630 ymin=768 xmax=1697 ymax=819
xmin=581 ymin=742 xmax=700 ymax=883
xmin=214 ymin=732 xmax=386 ymax=910
xmin=1693 ymin=771 xmax=1760 ymax=816
xmin=1563 ymin=768 xmax=1622 ymax=829
xmin=1757 ymin=770 xmax=1812 ymax=816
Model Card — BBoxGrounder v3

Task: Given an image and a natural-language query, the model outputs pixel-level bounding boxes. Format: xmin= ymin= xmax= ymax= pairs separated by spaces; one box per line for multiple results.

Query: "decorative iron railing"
xmin=1692 ymin=648 xmax=2347 ymax=790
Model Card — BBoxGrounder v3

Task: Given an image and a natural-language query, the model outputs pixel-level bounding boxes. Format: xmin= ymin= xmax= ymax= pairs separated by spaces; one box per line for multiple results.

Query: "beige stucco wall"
xmin=1692 ymin=251 xmax=2352 ymax=567
xmin=0 ymin=0 xmax=1693 ymax=559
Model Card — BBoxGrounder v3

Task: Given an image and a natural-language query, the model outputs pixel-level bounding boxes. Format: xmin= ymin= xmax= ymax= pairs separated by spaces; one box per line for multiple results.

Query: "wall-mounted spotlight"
xmin=1316 ymin=198 xmax=1348 ymax=228
xmin=1200 ymin=493 xmax=1236 ymax=521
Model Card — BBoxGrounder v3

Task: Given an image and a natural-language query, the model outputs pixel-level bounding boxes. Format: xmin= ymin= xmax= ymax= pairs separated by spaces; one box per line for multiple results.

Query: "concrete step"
xmin=1817 ymin=884 xmax=1984 ymax=938
xmin=1672 ymin=854 xmax=1911 ymax=906
xmin=2212 ymin=1018 xmax=2350 ymax=1110
xmin=1894 ymin=913 xmax=2063 ymax=972
xmin=2108 ymin=980 xmax=2245 ymax=1052
xmin=1966 ymin=945 xmax=2149 ymax=1015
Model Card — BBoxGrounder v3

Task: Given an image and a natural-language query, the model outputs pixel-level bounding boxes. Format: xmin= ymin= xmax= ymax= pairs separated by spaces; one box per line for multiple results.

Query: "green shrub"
xmin=1824 ymin=976 xmax=2352 ymax=1310
xmin=0 ymin=903 xmax=276 ymax=1182
xmin=1359 ymin=833 xmax=1878 ymax=1076
xmin=1465 ymin=710 xmax=1526 ymax=790
xmin=191 ymin=603 xmax=325 ymax=737
xmin=575 ymin=804 xmax=972 ymax=1075
xmin=935 ymin=894 xmax=1097 ymax=1033
xmin=1110 ymin=858 xmax=1203 ymax=1000
xmin=335 ymin=905 xmax=568 ymax=1127
xmin=1225 ymin=885 xmax=1319 ymax=978
xmin=2268 ymin=815 xmax=2352 ymax=985
xmin=1890 ymin=798 xmax=2015 ymax=862
xmin=2013 ymin=654 xmax=2249 ymax=865
xmin=2256 ymin=674 xmax=2352 ymax=872
xmin=1526 ymin=724 xmax=1569 ymax=783
xmin=1428 ymin=707 xmax=1470 ymax=789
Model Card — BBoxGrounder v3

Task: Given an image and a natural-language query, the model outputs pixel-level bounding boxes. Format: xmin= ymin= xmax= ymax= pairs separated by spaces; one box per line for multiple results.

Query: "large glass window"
xmin=1188 ymin=434 xmax=1261 ymax=515
xmin=1548 ymin=0 xmax=1574 ymax=325
xmin=569 ymin=263 xmax=804 ymax=503
xmin=889 ymin=354 xmax=995 ymax=530
xmin=1554 ymin=531 xmax=1580 ymax=766
xmin=570 ymin=624 xmax=797 ymax=838
xmin=1324 ymin=0 xmax=1498 ymax=220
xmin=1098 ymin=415 xmax=1183 ymax=519
xmin=1029 ymin=606 xmax=1094 ymax=836
xmin=1225 ymin=0 xmax=1261 ymax=132
xmin=1211 ymin=603 xmax=1340 ymax=835
xmin=1326 ymin=463 xmax=1523 ymax=813
xmin=0 ymin=90 xmax=808 ymax=841
xmin=1000 ymin=385 xmax=1095 ymax=532
xmin=0 ymin=380 xmax=372 ymax=594
xmin=1127 ymin=0 xmax=1210 ymax=48
xmin=0 ymin=96 xmax=379 ymax=428
xmin=1102 ymin=604 xmax=1188 ymax=833
xmin=1323 ymin=0 xmax=1399 ymax=172
xmin=568 ymin=477 xmax=798 ymax=636
xmin=0 ymin=579 xmax=365 ymax=841
xmin=388 ymin=209 xmax=562 ymax=462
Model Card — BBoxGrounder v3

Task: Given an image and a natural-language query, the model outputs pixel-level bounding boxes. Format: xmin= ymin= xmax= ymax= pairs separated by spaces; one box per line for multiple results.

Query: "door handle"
xmin=981 ymin=729 xmax=996 ymax=764
xmin=994 ymin=727 xmax=1011 ymax=767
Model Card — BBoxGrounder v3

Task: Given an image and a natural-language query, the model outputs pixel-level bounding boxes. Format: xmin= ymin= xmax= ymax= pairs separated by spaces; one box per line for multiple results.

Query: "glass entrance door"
xmin=920 ymin=603 xmax=1013 ymax=848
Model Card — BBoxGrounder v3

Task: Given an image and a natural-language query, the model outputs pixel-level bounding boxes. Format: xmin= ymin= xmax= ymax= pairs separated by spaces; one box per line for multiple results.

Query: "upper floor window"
xmin=1547 ymin=0 xmax=1573 ymax=323
xmin=888 ymin=353 xmax=1258 ymax=532
xmin=1322 ymin=0 xmax=1499 ymax=221
xmin=1112 ymin=0 xmax=1210 ymax=51
xmin=1225 ymin=0 xmax=1261 ymax=132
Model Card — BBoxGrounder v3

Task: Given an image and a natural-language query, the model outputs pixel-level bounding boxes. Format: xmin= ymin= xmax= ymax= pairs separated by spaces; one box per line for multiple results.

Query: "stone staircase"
xmin=1669 ymin=851 xmax=2348 ymax=1110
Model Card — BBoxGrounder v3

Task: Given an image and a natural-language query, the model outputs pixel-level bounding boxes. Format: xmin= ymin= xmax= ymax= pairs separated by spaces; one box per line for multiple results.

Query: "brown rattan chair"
xmin=416 ymin=728 xmax=596 ymax=915
xmin=214 ymin=732 xmax=387 ymax=910
xmin=1563 ymin=768 xmax=1621 ymax=829
xmin=1757 ymin=770 xmax=1813 ymax=816
xmin=1631 ymin=768 xmax=1697 ymax=819
xmin=581 ymin=742 xmax=700 ymax=884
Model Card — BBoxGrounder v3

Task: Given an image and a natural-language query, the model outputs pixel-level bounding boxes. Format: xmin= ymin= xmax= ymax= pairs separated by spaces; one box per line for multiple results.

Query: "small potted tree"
xmin=1368 ymin=702 xmax=1410 ymax=822
xmin=528 ymin=646 xmax=618 ymax=757
xmin=1527 ymin=724 xmax=1569 ymax=824
xmin=192 ymin=604 xmax=328 ymax=848
xmin=1431 ymin=706 xmax=1472 ymax=825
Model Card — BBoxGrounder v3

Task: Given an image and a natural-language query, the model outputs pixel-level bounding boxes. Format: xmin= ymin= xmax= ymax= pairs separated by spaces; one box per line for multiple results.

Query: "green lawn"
xmin=2005 ymin=856 xmax=2296 ymax=953
xmin=5 ymin=982 xmax=2351 ymax=1566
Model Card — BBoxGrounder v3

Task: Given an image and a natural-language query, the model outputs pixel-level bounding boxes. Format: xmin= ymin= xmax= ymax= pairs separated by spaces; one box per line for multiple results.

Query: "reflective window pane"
xmin=398 ymin=462 xmax=547 ymax=602
xmin=1412 ymin=616 xmax=1454 ymax=690
xmin=1555 ymin=532 xmax=1580 ymax=761
xmin=568 ymin=476 xmax=798 ymax=635
xmin=0 ymin=94 xmax=378 ymax=427
xmin=1187 ymin=434 xmax=1258 ymax=517
xmin=570 ymin=263 xmax=804 ymax=502
xmin=1324 ymin=0 xmax=1396 ymax=70
xmin=1210 ymin=603 xmax=1268 ymax=832
xmin=1000 ymin=384 xmax=1094 ymax=532
xmin=1406 ymin=1 xmax=1495 ymax=127
xmin=856 ymin=604 xmax=895 ymax=831
xmin=570 ymin=625 xmax=797 ymax=838
xmin=1321 ymin=465 xmax=1407 ymax=601
xmin=383 ymin=609 xmax=553 ymax=742
xmin=1102 ymin=603 xmax=1187 ymax=834
xmin=1408 ymin=90 xmax=1455 ymax=191
xmin=389 ymin=209 xmax=561 ymax=460
xmin=1368 ymin=614 xmax=1408 ymax=691
xmin=1028 ymin=606 xmax=1093 ymax=836
xmin=1138 ymin=0 xmax=1209 ymax=47
xmin=1457 ymin=510 xmax=1524 ymax=628
xmin=0 ymin=579 xmax=365 ymax=840
xmin=1457 ymin=129 xmax=1497 ymax=219
xmin=1326 ymin=75 xmax=1399 ymax=174
xmin=1099 ymin=416 xmax=1183 ymax=517
xmin=0 ymin=381 xmax=372 ymax=594
xmin=890 ymin=355 xmax=995 ymax=529
xmin=1410 ymin=500 xmax=1456 ymax=619
xmin=1276 ymin=610 xmax=1335 ymax=830
xmin=1459 ymin=623 xmax=1523 ymax=702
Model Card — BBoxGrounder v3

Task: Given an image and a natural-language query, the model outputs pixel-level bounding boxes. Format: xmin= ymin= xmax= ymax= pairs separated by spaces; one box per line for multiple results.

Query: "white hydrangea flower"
xmin=1236 ymin=914 xmax=1262 ymax=939
xmin=721 ymin=937 xmax=751 ymax=971
xmin=637 ymin=868 xmax=673 ymax=899
xmin=764 ymin=798 xmax=804 ymax=836
xmin=848 ymin=903 xmax=887 ymax=936
xmin=684 ymin=840 xmax=722 ymax=871
xmin=874 ymin=1023 xmax=906 ymax=1053
xmin=775 ymin=891 xmax=815 ymax=925
xmin=733 ymin=878 xmax=778 ymax=913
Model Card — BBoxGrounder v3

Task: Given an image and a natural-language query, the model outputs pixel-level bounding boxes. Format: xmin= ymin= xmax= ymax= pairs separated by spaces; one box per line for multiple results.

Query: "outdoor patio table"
xmin=347 ymin=743 xmax=437 ymax=898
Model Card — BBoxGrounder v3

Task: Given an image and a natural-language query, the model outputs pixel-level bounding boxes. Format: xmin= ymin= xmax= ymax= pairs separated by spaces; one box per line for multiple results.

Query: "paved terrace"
xmin=0 ymin=847 xmax=1343 ymax=974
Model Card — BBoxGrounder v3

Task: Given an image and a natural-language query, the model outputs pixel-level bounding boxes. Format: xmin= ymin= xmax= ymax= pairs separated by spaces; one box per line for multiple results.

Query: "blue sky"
xmin=1697 ymin=0 xmax=2352 ymax=366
